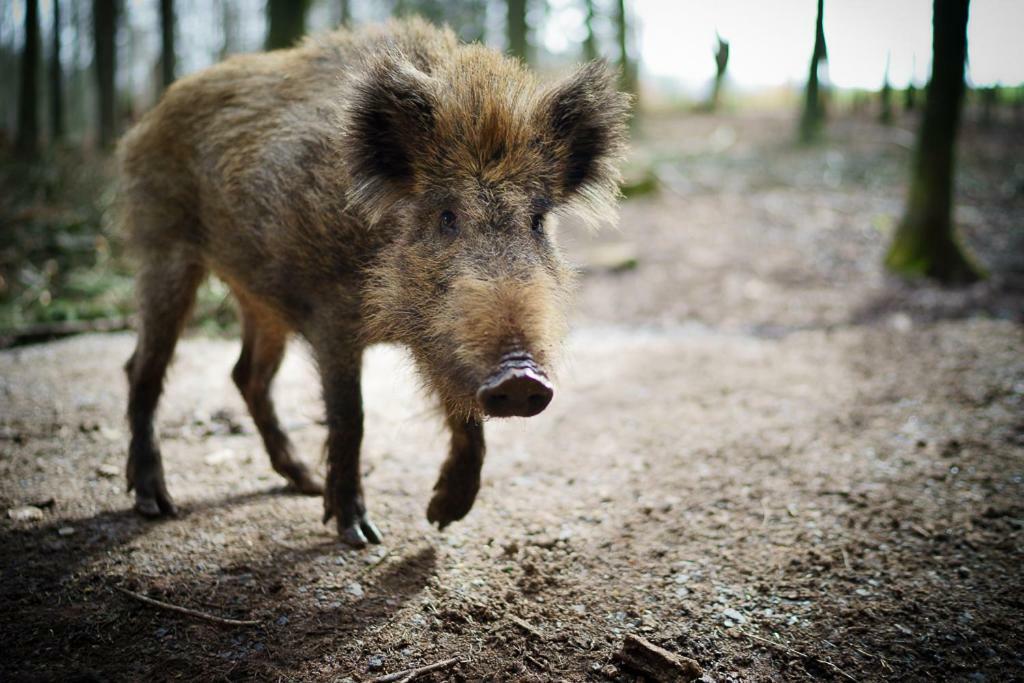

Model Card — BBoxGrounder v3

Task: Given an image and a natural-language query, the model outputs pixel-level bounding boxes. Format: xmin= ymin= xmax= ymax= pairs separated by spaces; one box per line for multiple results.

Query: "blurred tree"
xmin=50 ymin=0 xmax=64 ymax=143
xmin=266 ymin=0 xmax=310 ymax=51
xmin=615 ymin=0 xmax=637 ymax=95
xmin=709 ymin=33 xmax=729 ymax=111
xmin=220 ymin=0 xmax=238 ymax=59
xmin=508 ymin=0 xmax=528 ymax=62
xmin=16 ymin=0 xmax=41 ymax=158
xmin=582 ymin=0 xmax=597 ymax=61
xmin=880 ymin=53 xmax=893 ymax=124
xmin=904 ymin=83 xmax=917 ymax=111
xmin=885 ymin=0 xmax=981 ymax=284
xmin=160 ymin=0 xmax=175 ymax=90
xmin=979 ymin=86 xmax=998 ymax=127
xmin=798 ymin=0 xmax=827 ymax=143
xmin=339 ymin=0 xmax=351 ymax=27
xmin=93 ymin=0 xmax=118 ymax=149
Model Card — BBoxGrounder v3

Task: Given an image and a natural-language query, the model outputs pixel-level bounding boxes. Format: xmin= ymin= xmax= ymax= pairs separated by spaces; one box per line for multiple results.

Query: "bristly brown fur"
xmin=116 ymin=17 xmax=629 ymax=538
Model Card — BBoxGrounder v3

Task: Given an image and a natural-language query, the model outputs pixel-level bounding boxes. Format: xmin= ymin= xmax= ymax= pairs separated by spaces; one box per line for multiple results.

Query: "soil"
xmin=2 ymin=112 xmax=1023 ymax=682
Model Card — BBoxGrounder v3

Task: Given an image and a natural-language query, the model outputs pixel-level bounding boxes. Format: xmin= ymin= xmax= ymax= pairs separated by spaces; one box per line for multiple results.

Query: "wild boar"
xmin=118 ymin=18 xmax=629 ymax=546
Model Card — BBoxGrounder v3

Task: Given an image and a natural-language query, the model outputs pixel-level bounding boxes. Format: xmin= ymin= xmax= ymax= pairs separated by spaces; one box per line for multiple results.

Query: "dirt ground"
xmin=2 ymin=112 xmax=1023 ymax=682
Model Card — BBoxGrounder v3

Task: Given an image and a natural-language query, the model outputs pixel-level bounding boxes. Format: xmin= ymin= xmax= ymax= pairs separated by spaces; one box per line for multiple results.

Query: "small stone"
xmin=57 ymin=526 xmax=75 ymax=536
xmin=346 ymin=581 xmax=365 ymax=598
xmin=7 ymin=506 xmax=44 ymax=521
xmin=367 ymin=655 xmax=384 ymax=671
xmin=722 ymin=608 xmax=745 ymax=624
xmin=204 ymin=449 xmax=237 ymax=466
xmin=275 ymin=615 xmax=289 ymax=626
xmin=97 ymin=463 xmax=120 ymax=478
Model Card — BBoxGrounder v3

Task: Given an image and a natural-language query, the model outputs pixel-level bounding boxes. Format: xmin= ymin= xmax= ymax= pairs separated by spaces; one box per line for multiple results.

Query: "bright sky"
xmin=633 ymin=0 xmax=1024 ymax=91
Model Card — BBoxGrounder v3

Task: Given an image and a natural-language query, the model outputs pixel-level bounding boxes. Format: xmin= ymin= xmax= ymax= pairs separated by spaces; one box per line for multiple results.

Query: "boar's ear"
xmin=536 ymin=61 xmax=631 ymax=222
xmin=344 ymin=56 xmax=436 ymax=220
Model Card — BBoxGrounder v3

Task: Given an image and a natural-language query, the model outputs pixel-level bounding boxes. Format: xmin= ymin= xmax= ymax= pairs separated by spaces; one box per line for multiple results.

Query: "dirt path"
xmin=2 ymin=114 xmax=1023 ymax=681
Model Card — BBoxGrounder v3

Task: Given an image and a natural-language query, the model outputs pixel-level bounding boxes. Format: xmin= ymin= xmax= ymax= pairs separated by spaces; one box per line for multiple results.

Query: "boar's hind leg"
xmin=426 ymin=414 xmax=485 ymax=530
xmin=232 ymin=298 xmax=324 ymax=495
xmin=125 ymin=256 xmax=206 ymax=518
xmin=320 ymin=350 xmax=381 ymax=548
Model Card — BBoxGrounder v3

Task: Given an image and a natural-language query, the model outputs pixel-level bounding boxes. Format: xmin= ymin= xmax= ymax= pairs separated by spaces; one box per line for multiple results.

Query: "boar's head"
xmin=349 ymin=47 xmax=630 ymax=419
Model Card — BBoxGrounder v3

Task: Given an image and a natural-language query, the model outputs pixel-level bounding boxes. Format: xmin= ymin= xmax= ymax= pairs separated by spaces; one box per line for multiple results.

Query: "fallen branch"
xmin=614 ymin=633 xmax=702 ymax=682
xmin=738 ymin=630 xmax=855 ymax=682
xmin=507 ymin=614 xmax=546 ymax=640
xmin=114 ymin=586 xmax=260 ymax=627
xmin=368 ymin=657 xmax=459 ymax=683
xmin=0 ymin=317 xmax=132 ymax=349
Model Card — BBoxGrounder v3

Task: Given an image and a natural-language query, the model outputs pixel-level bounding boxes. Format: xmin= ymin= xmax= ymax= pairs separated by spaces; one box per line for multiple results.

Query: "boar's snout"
xmin=476 ymin=352 xmax=554 ymax=418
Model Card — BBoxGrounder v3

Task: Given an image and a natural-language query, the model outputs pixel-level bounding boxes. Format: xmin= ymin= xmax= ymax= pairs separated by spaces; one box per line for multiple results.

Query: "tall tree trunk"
xmin=92 ymin=0 xmax=118 ymax=149
xmin=614 ymin=0 xmax=637 ymax=96
xmin=265 ymin=0 xmax=309 ymax=51
xmin=50 ymin=0 xmax=64 ymax=143
xmin=507 ymin=0 xmax=528 ymax=62
xmin=885 ymin=0 xmax=981 ymax=283
xmin=582 ymin=0 xmax=597 ymax=62
xmin=880 ymin=52 xmax=893 ymax=124
xmin=798 ymin=0 xmax=827 ymax=143
xmin=159 ymin=0 xmax=175 ymax=91
xmin=339 ymin=0 xmax=351 ymax=27
xmin=220 ymin=0 xmax=238 ymax=59
xmin=16 ymin=0 xmax=41 ymax=158
xmin=709 ymin=34 xmax=729 ymax=111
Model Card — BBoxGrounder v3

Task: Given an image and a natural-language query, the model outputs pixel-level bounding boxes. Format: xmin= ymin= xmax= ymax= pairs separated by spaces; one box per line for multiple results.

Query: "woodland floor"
xmin=2 ymin=111 xmax=1023 ymax=682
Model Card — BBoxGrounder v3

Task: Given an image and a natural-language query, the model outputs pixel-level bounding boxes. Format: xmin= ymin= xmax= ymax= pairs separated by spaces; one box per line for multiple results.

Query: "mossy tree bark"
xmin=92 ymin=0 xmax=118 ymax=149
xmin=265 ymin=0 xmax=309 ymax=51
xmin=615 ymin=0 xmax=638 ymax=97
xmin=885 ymin=0 xmax=982 ymax=284
xmin=798 ymin=0 xmax=827 ymax=143
xmin=50 ymin=0 xmax=64 ymax=143
xmin=582 ymin=0 xmax=597 ymax=62
xmin=507 ymin=0 xmax=528 ymax=63
xmin=16 ymin=0 xmax=41 ymax=159
xmin=159 ymin=0 xmax=175 ymax=91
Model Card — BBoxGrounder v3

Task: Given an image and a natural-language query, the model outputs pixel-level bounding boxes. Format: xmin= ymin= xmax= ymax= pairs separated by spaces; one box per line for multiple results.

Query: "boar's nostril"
xmin=476 ymin=363 xmax=553 ymax=418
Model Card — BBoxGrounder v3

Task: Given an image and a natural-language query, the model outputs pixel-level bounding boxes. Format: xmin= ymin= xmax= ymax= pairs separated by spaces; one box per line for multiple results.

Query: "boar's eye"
xmin=531 ymin=213 xmax=545 ymax=235
xmin=439 ymin=210 xmax=458 ymax=236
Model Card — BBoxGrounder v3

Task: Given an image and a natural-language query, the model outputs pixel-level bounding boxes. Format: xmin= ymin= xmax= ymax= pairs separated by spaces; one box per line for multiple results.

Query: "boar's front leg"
xmin=427 ymin=413 xmax=485 ymax=529
xmin=320 ymin=351 xmax=381 ymax=547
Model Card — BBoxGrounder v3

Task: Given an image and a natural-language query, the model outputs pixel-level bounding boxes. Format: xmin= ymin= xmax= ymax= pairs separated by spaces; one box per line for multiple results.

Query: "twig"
xmin=368 ymin=657 xmax=459 ymax=683
xmin=614 ymin=633 xmax=703 ymax=681
xmin=114 ymin=586 xmax=261 ymax=627
xmin=507 ymin=614 xmax=546 ymax=640
xmin=361 ymin=548 xmax=392 ymax=576
xmin=738 ymin=630 xmax=855 ymax=682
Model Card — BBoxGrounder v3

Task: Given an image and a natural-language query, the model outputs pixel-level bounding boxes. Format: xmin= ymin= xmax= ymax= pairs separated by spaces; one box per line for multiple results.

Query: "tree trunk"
xmin=709 ymin=34 xmax=729 ymax=111
xmin=16 ymin=0 xmax=41 ymax=158
xmin=50 ymin=0 xmax=64 ymax=143
xmin=339 ymin=0 xmax=351 ymax=27
xmin=220 ymin=0 xmax=238 ymax=59
xmin=880 ymin=53 xmax=893 ymax=124
xmin=265 ymin=0 xmax=309 ymax=51
xmin=92 ymin=0 xmax=118 ymax=149
xmin=160 ymin=0 xmax=175 ymax=91
xmin=798 ymin=0 xmax=827 ymax=143
xmin=582 ymin=0 xmax=597 ymax=62
xmin=615 ymin=0 xmax=637 ymax=96
xmin=885 ymin=0 xmax=981 ymax=284
xmin=507 ymin=0 xmax=528 ymax=62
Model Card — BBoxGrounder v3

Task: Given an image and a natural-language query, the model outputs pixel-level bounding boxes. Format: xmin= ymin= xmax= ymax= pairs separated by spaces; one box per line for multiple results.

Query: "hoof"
xmin=339 ymin=516 xmax=383 ymax=548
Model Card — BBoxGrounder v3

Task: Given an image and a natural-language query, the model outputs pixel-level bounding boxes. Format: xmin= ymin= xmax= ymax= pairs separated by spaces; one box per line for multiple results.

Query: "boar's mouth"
xmin=475 ymin=351 xmax=554 ymax=418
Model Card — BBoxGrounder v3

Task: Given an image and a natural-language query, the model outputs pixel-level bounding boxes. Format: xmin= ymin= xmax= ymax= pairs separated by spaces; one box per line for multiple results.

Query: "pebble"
xmin=275 ymin=615 xmax=289 ymax=626
xmin=7 ymin=506 xmax=44 ymax=521
xmin=346 ymin=581 xmax=365 ymax=598
xmin=97 ymin=463 xmax=120 ymax=478
xmin=722 ymin=608 xmax=745 ymax=624
xmin=367 ymin=655 xmax=384 ymax=671
xmin=57 ymin=526 xmax=75 ymax=536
